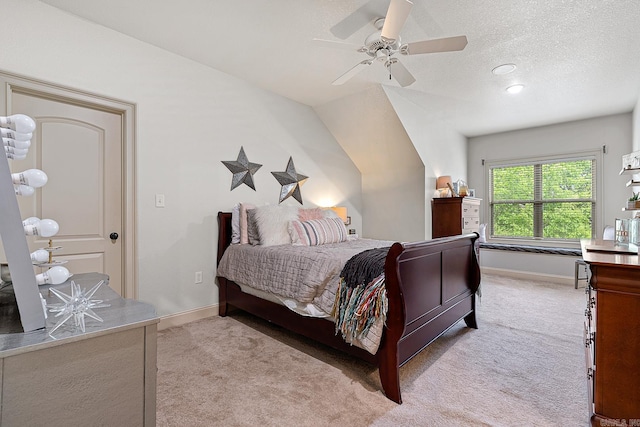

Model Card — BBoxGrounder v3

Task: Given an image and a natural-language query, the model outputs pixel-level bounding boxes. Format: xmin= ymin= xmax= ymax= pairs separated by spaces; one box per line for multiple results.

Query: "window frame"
xmin=484 ymin=150 xmax=601 ymax=245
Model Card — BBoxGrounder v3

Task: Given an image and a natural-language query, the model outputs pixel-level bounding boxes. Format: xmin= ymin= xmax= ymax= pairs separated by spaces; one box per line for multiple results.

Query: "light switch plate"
xmin=155 ymin=194 xmax=165 ymax=208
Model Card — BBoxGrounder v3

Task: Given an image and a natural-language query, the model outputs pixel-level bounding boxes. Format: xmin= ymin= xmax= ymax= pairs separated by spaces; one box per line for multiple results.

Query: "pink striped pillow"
xmin=290 ymin=217 xmax=348 ymax=246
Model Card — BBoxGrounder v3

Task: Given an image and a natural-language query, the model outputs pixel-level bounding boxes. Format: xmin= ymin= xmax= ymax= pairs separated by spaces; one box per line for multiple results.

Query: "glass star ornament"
xmin=221 ymin=146 xmax=262 ymax=191
xmin=46 ymin=280 xmax=110 ymax=336
xmin=271 ymin=157 xmax=308 ymax=205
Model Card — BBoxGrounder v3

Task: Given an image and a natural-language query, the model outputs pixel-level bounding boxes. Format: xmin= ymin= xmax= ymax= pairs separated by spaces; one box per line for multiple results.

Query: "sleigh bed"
xmin=216 ymin=210 xmax=481 ymax=404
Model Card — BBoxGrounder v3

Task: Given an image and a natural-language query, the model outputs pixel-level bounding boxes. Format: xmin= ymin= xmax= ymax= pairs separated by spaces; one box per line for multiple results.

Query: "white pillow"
xmin=231 ymin=204 xmax=240 ymax=244
xmin=253 ymin=205 xmax=299 ymax=246
xmin=478 ymin=223 xmax=487 ymax=243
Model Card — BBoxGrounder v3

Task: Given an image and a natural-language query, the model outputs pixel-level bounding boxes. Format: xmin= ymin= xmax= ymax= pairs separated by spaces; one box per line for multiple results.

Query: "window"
xmin=488 ymin=154 xmax=596 ymax=241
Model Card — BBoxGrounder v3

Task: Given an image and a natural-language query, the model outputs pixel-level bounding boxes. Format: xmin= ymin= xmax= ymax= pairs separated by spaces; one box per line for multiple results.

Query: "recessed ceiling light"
xmin=492 ymin=63 xmax=517 ymax=75
xmin=506 ymin=84 xmax=525 ymax=94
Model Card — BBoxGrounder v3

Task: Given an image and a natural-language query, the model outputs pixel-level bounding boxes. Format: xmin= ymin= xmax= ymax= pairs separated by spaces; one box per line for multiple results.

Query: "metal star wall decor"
xmin=221 ymin=146 xmax=262 ymax=191
xmin=271 ymin=157 xmax=308 ymax=205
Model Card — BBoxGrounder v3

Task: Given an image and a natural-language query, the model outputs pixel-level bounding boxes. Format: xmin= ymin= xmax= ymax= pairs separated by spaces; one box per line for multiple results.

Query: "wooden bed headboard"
xmin=217 ymin=212 xmax=233 ymax=266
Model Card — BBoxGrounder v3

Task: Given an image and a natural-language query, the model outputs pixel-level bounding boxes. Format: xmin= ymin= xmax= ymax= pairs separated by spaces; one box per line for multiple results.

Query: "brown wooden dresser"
xmin=432 ymin=196 xmax=481 ymax=238
xmin=581 ymin=239 xmax=640 ymax=426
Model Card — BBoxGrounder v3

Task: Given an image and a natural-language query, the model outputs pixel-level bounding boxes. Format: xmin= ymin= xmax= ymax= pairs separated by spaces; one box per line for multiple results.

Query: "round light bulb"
xmin=36 ymin=266 xmax=70 ymax=285
xmin=0 ymin=114 xmax=36 ymax=133
xmin=2 ymin=137 xmax=31 ymax=150
xmin=5 ymin=152 xmax=26 ymax=160
xmin=22 ymin=217 xmax=41 ymax=226
xmin=14 ymin=184 xmax=35 ymax=196
xmin=24 ymin=218 xmax=59 ymax=237
xmin=12 ymin=169 xmax=47 ymax=188
xmin=30 ymin=249 xmax=49 ymax=263
xmin=4 ymin=146 xmax=29 ymax=156
xmin=0 ymin=128 xmax=32 ymax=141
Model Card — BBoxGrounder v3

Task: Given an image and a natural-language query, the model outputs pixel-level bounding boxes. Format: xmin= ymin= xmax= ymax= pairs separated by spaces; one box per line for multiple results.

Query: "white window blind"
xmin=489 ymin=156 xmax=596 ymax=241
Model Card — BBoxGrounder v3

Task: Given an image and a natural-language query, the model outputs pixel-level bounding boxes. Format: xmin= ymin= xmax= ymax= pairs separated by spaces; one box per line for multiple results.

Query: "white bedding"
xmin=236 ymin=281 xmax=331 ymax=318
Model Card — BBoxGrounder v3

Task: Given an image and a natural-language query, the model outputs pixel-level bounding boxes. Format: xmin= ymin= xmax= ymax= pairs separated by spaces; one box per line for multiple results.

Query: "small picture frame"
xmin=468 ymin=189 xmax=476 ymax=197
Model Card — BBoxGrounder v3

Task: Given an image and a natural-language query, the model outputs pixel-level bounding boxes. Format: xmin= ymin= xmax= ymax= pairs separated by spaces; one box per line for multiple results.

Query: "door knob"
xmin=110 ymin=232 xmax=119 ymax=241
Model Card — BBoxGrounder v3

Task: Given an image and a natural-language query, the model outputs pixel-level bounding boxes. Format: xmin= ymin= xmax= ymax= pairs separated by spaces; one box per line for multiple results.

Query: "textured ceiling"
xmin=40 ymin=0 xmax=640 ymax=137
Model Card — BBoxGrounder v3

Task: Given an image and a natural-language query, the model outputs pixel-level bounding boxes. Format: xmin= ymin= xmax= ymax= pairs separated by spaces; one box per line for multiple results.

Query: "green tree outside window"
xmin=490 ymin=158 xmax=594 ymax=240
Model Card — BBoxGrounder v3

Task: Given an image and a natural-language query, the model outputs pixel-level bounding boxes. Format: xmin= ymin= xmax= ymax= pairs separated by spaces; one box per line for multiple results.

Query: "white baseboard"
xmin=481 ymin=267 xmax=574 ymax=286
xmin=158 ymin=304 xmax=219 ymax=331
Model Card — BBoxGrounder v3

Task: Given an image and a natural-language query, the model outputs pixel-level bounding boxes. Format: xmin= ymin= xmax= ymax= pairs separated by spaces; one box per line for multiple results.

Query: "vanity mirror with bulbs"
xmin=0 ymin=114 xmax=70 ymax=332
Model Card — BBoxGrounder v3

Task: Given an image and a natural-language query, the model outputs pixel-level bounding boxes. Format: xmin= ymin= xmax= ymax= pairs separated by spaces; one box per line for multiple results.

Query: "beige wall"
xmin=315 ymin=87 xmax=425 ymax=241
xmin=315 ymin=85 xmax=470 ymax=242
xmin=383 ymin=86 xmax=469 ymax=239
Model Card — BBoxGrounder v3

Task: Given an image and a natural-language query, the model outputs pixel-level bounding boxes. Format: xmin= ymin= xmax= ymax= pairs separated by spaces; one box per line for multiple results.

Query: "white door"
xmin=11 ymin=91 xmax=125 ymax=295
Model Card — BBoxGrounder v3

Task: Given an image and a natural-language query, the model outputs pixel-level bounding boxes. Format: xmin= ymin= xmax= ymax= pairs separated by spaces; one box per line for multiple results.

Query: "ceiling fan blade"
xmin=332 ymin=60 xmax=372 ymax=85
xmin=381 ymin=0 xmax=413 ymax=41
xmin=386 ymin=59 xmax=416 ymax=87
xmin=330 ymin=0 xmax=389 ymax=40
xmin=312 ymin=38 xmax=363 ymax=52
xmin=402 ymin=35 xmax=468 ymax=55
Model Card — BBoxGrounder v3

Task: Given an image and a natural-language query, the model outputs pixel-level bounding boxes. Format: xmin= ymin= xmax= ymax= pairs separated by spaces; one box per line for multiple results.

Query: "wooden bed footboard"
xmin=216 ymin=212 xmax=481 ymax=404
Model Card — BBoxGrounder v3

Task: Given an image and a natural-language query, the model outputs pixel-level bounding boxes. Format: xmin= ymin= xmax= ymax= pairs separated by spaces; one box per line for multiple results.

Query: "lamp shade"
xmin=436 ymin=175 xmax=452 ymax=189
xmin=330 ymin=206 xmax=348 ymax=223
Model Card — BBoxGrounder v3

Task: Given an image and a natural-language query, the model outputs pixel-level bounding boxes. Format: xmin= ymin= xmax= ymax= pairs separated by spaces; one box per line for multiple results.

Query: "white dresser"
xmin=0 ymin=273 xmax=158 ymax=427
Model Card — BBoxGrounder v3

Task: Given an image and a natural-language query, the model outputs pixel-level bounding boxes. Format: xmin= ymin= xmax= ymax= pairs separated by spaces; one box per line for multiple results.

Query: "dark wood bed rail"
xmin=215 ymin=211 xmax=480 ymax=404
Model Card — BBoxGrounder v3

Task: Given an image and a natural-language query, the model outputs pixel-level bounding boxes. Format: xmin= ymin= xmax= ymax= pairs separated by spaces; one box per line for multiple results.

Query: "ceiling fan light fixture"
xmin=376 ymin=49 xmax=390 ymax=61
xmin=492 ymin=63 xmax=517 ymax=75
xmin=506 ymin=84 xmax=525 ymax=94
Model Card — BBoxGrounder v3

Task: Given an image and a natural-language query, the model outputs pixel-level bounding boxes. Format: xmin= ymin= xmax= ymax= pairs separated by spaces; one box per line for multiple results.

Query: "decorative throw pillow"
xmin=478 ymin=223 xmax=487 ymax=243
xmin=289 ymin=217 xmax=348 ymax=246
xmin=231 ymin=203 xmax=241 ymax=244
xmin=239 ymin=202 xmax=256 ymax=244
xmin=253 ymin=205 xmax=299 ymax=246
xmin=298 ymin=207 xmax=325 ymax=221
xmin=246 ymin=208 xmax=261 ymax=246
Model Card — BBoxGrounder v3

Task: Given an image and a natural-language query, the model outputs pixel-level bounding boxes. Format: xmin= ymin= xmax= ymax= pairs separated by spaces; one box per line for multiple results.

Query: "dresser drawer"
xmin=462 ymin=202 xmax=480 ymax=218
xmin=463 ymin=216 xmax=479 ymax=231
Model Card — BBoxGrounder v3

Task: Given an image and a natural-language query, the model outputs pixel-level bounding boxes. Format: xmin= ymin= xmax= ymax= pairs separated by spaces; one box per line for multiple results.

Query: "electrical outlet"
xmin=195 ymin=271 xmax=203 ymax=284
xmin=348 ymin=229 xmax=356 ymax=235
xmin=155 ymin=194 xmax=165 ymax=208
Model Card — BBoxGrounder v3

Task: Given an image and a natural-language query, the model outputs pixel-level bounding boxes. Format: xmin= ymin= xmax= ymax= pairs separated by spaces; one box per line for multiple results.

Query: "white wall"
xmin=315 ymin=87 xmax=425 ymax=241
xmin=383 ymin=86 xmax=468 ymax=239
xmin=468 ymin=113 xmax=633 ymax=278
xmin=1 ymin=0 xmax=362 ymax=317
xmin=634 ymin=97 xmax=640 ymax=151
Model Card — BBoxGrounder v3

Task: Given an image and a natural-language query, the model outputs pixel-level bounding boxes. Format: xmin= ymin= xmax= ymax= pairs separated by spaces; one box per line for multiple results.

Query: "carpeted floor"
xmin=156 ymin=274 xmax=589 ymax=426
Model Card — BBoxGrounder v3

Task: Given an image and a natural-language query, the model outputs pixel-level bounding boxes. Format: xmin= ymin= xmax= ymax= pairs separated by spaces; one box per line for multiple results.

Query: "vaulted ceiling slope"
xmin=40 ymin=0 xmax=640 ymax=137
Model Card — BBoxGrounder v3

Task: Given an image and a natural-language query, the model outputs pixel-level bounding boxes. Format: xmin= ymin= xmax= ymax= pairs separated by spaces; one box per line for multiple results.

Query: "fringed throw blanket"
xmin=332 ymin=247 xmax=390 ymax=352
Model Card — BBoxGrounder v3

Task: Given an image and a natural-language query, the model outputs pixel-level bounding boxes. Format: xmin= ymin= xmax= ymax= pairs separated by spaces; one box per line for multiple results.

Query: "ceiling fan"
xmin=315 ymin=0 xmax=468 ymax=87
